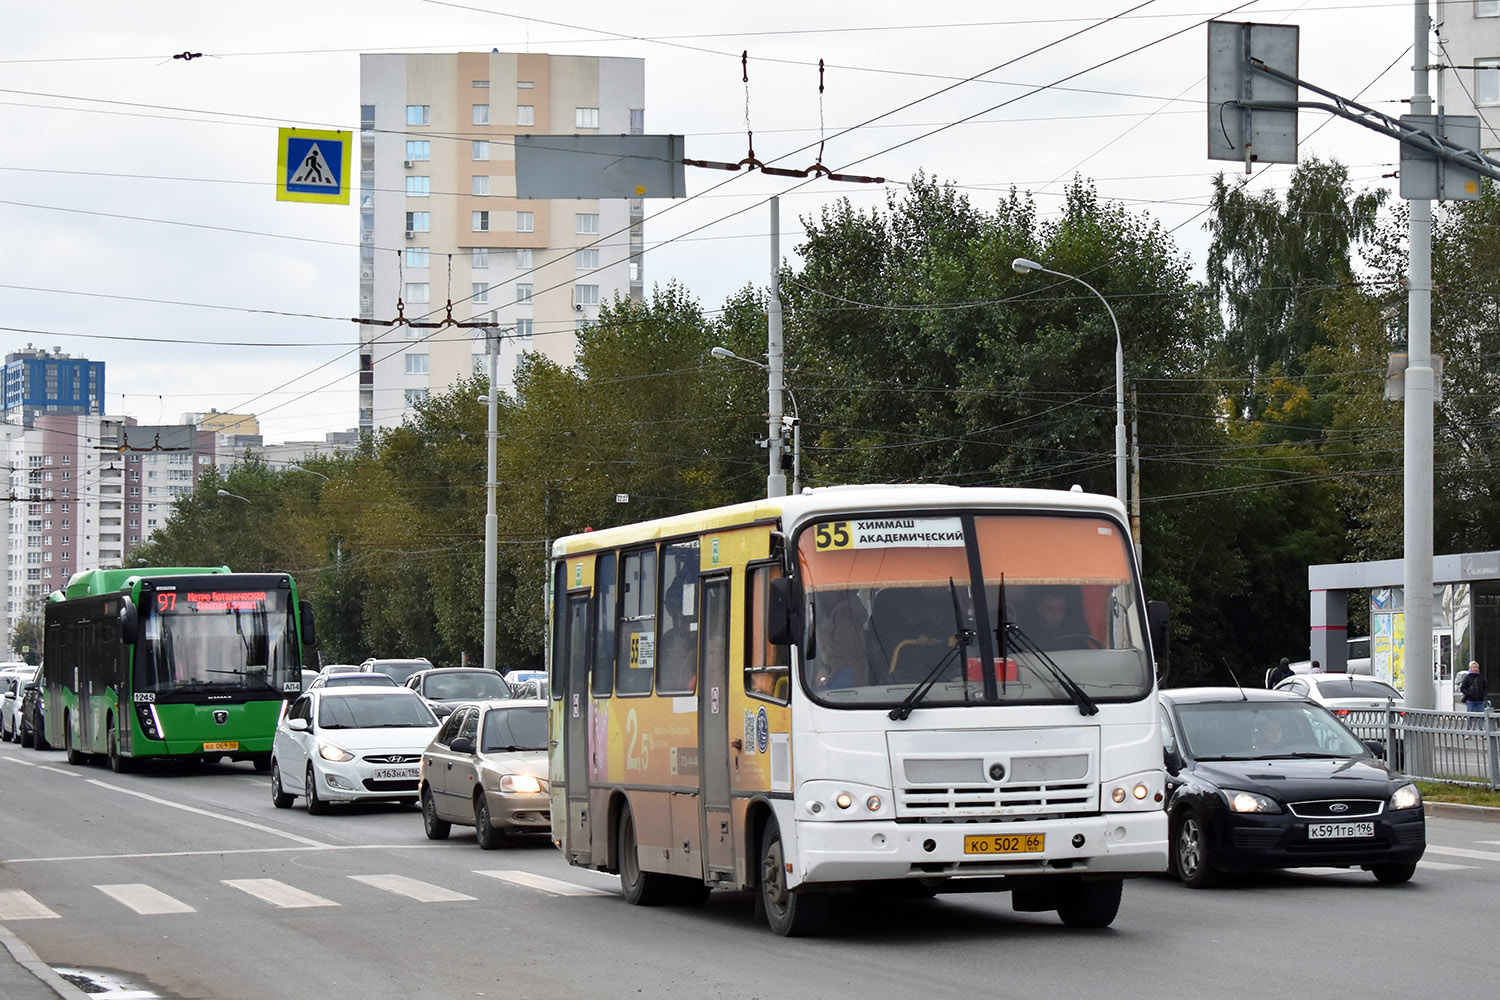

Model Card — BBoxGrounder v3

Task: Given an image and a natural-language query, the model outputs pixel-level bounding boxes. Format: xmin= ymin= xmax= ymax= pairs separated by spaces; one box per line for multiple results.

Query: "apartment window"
xmin=1479 ymin=1 xmax=1500 ymax=16
xmin=516 ymin=211 xmax=534 ymax=233
xmin=405 ymin=176 xmax=430 ymax=197
xmin=406 ymin=105 xmax=430 ymax=126
xmin=576 ymin=248 xmax=599 ymax=271
xmin=405 ymin=247 xmax=429 ymax=268
xmin=405 ymin=282 xmax=430 ymax=304
xmin=517 ymin=81 xmax=534 ymax=89
xmin=404 ymin=389 xmax=429 ymax=408
xmin=576 ymin=213 xmax=599 ymax=234
xmin=515 ymin=318 xmax=533 ymax=339
xmin=61 ymin=455 xmax=70 ymax=465
xmin=406 ymin=354 xmax=429 ymax=374
xmin=575 ymin=107 xmax=599 ymax=129
xmin=629 ymin=261 xmax=640 ymax=282
xmin=517 ymin=105 xmax=534 ymax=126
xmin=516 ymin=282 xmax=533 ymax=303
xmin=473 ymin=79 xmax=490 ymax=88
xmin=1479 ymin=58 xmax=1500 ymax=105
xmin=515 ymin=248 xmax=533 ymax=267
xmin=405 ymin=211 xmax=430 ymax=232
xmin=630 ymin=108 xmax=645 ymax=134
xmin=472 ymin=211 xmax=490 ymax=232
xmin=472 ymin=141 xmax=490 ymax=160
xmin=472 ymin=175 xmax=490 ymax=196
xmin=472 ymin=104 xmax=490 ymax=125
xmin=575 ymin=284 xmax=599 ymax=306
xmin=405 ymin=140 xmax=430 ymax=160
xmin=472 ymin=282 xmax=490 ymax=303
xmin=471 ymin=248 xmax=489 ymax=268
xmin=44 ymin=455 xmax=53 ymax=465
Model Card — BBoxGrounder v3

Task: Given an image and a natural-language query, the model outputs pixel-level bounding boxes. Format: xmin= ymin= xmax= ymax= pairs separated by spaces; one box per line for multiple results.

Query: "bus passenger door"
xmin=698 ymin=575 xmax=735 ymax=878
xmin=562 ymin=592 xmax=592 ymax=864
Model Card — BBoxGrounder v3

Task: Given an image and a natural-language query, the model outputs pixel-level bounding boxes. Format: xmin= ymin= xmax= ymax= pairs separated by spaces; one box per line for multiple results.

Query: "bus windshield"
xmin=136 ymin=587 xmax=298 ymax=696
xmin=796 ymin=512 xmax=1151 ymax=708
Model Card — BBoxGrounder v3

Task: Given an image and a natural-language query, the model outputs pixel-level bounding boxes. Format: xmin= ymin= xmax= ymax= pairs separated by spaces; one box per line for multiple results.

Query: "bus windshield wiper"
xmin=888 ymin=579 xmax=972 ymax=722
xmin=1004 ymin=624 xmax=1099 ymax=716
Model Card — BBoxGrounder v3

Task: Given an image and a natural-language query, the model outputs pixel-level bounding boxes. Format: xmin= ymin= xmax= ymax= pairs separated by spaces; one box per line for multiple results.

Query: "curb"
xmin=0 ymin=924 xmax=91 ymax=1000
xmin=1425 ymin=800 xmax=1500 ymax=823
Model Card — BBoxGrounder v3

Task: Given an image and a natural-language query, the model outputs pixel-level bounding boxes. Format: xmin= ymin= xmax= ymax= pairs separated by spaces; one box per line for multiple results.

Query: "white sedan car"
xmin=1274 ymin=674 xmax=1404 ymax=713
xmin=271 ymin=687 xmax=440 ymax=814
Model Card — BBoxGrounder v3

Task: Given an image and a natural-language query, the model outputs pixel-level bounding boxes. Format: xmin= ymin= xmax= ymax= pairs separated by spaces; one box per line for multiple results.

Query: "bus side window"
xmin=592 ymin=552 xmax=617 ymax=698
xmin=656 ymin=542 xmax=699 ymax=695
xmin=615 ymin=548 xmax=656 ymax=696
xmin=746 ymin=564 xmax=789 ymax=703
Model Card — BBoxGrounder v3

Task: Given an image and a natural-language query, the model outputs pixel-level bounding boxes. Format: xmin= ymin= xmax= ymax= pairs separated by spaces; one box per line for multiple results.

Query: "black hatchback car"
xmin=1159 ymin=688 xmax=1425 ymax=887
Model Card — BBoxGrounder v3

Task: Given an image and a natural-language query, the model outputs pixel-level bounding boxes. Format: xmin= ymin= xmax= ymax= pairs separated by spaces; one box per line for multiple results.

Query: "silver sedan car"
xmin=419 ymin=699 xmax=549 ymax=849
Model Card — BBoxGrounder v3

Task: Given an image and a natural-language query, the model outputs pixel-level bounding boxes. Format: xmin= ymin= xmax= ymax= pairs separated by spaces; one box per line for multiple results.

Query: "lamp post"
xmin=216 ymin=489 xmax=250 ymax=504
xmin=286 ymin=464 xmax=330 ymax=482
xmin=711 ymin=346 xmax=801 ymax=495
xmin=1011 ymin=258 xmax=1126 ymax=508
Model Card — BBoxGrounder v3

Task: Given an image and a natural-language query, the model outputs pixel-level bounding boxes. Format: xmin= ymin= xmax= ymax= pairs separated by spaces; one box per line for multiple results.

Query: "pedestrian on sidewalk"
xmin=1460 ymin=661 xmax=1489 ymax=732
xmin=1267 ymin=657 xmax=1294 ymax=687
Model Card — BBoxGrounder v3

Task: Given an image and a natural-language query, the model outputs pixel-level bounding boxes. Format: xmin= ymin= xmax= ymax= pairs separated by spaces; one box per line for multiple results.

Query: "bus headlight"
xmin=318 ymin=743 xmax=354 ymax=762
xmin=835 ymin=792 xmax=853 ymax=810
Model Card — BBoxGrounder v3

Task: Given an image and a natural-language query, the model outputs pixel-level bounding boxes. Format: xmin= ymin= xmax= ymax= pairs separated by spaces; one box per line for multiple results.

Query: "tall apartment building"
xmin=3 ymin=346 xmax=104 ymax=427
xmin=358 ymin=52 xmax=646 ymax=433
xmin=1441 ymin=3 xmax=1500 ymax=158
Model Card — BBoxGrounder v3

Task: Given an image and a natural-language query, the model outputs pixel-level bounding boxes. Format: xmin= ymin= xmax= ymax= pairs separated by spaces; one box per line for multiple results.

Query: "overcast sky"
xmin=2 ymin=1 xmax=1426 ymax=443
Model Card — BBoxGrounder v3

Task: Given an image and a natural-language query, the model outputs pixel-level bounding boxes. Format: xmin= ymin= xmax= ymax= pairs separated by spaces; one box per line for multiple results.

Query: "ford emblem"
xmin=213 ymin=710 xmax=228 ymax=725
xmin=1329 ymin=802 xmax=1348 ymax=813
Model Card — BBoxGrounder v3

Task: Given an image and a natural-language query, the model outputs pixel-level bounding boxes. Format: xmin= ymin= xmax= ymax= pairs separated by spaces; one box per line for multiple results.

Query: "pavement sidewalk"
xmin=0 ymin=923 xmax=89 ymax=1000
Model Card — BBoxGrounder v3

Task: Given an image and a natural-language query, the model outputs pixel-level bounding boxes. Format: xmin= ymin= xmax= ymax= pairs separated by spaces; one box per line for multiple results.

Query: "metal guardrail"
xmin=1341 ymin=707 xmax=1500 ymax=791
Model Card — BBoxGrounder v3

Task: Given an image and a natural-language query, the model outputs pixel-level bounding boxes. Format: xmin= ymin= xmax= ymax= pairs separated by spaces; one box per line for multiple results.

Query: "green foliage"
xmin=10 ymin=615 xmax=43 ymax=665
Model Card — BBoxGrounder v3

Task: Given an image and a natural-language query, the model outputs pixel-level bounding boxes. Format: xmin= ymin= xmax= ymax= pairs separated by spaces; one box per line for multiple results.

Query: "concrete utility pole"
xmin=483 ymin=329 xmax=499 ymax=674
xmin=766 ymin=196 xmax=787 ymax=499
xmin=1403 ymin=0 xmax=1435 ymax=710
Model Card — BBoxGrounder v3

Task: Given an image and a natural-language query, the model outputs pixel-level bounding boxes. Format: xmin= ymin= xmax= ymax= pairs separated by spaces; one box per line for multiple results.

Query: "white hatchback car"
xmin=1 ymin=663 xmax=37 ymax=742
xmin=271 ymin=687 xmax=440 ymax=814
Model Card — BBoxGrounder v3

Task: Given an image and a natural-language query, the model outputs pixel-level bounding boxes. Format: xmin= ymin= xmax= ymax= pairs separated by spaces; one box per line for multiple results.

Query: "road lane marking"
xmin=0 ymin=755 xmax=38 ymax=766
xmin=223 ymin=879 xmax=338 ymax=909
xmin=96 ymin=884 xmax=196 ymax=915
xmin=0 ymin=890 xmax=60 ymax=920
xmin=5 ymin=844 xmax=450 ymax=865
xmin=348 ymin=874 xmax=476 ymax=903
xmin=87 ymin=779 xmax=330 ymax=848
xmin=37 ymin=766 xmax=81 ymax=778
xmin=1417 ymin=859 xmax=1476 ymax=871
xmin=475 ymin=870 xmax=616 ymax=897
xmin=1425 ymin=845 xmax=1500 ymax=863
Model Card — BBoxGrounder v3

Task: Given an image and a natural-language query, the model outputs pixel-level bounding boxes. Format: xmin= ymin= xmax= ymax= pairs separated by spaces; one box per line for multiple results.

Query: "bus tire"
xmin=421 ymin=786 xmax=450 ymax=840
xmin=305 ymin=765 xmax=330 ymax=815
xmin=252 ymin=754 xmax=272 ymax=773
xmin=759 ymin=816 xmax=828 ymax=937
xmin=617 ymin=805 xmax=671 ymax=906
xmin=64 ymin=714 xmax=86 ymax=766
xmin=1056 ymin=878 xmax=1123 ymax=929
xmin=108 ymin=725 xmax=133 ymax=774
xmin=270 ymin=761 xmax=294 ymax=809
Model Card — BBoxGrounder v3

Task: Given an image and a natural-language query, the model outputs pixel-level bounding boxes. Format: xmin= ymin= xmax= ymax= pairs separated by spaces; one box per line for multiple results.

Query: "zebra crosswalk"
xmin=0 ymin=870 xmax=619 ymax=923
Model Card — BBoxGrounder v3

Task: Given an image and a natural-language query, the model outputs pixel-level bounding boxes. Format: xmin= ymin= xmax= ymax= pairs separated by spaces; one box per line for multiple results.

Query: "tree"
xmin=10 ymin=615 xmax=43 ymax=665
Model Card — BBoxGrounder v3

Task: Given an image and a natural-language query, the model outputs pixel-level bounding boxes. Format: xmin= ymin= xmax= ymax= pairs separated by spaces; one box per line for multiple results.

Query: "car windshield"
xmin=480 ymin=704 xmax=548 ymax=752
xmin=324 ymin=674 xmax=396 ymax=687
xmin=366 ymin=660 xmax=430 ymax=683
xmin=317 ymin=693 xmax=438 ymax=730
xmin=424 ymin=671 xmax=511 ymax=701
xmin=796 ymin=512 xmax=1151 ymax=709
xmin=1313 ymin=678 xmax=1400 ymax=700
xmin=1174 ymin=701 xmax=1370 ymax=760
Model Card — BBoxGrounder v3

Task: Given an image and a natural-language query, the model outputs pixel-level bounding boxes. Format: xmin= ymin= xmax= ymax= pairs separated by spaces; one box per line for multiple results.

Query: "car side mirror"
xmin=287 ymin=718 xmax=310 ymax=733
xmin=23 ymin=681 xmax=38 ymax=691
xmin=1164 ymin=745 xmax=1184 ymax=775
xmin=450 ymin=736 xmax=475 ymax=755
xmin=2 ymin=691 xmax=13 ymax=701
xmin=1363 ymin=739 xmax=1386 ymax=759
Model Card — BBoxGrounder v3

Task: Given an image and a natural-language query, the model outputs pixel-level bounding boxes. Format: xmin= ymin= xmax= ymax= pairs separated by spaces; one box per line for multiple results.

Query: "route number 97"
xmin=814 ymin=521 xmax=852 ymax=551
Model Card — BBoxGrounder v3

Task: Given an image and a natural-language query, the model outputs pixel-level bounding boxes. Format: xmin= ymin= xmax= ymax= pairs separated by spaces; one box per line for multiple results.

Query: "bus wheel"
xmin=64 ymin=715 xmax=86 ymax=766
xmin=617 ymin=806 xmax=670 ymax=905
xmin=108 ymin=726 xmax=133 ymax=774
xmin=1056 ymin=878 xmax=1123 ymax=929
xmin=252 ymin=754 xmax=272 ymax=773
xmin=759 ymin=817 xmax=828 ymax=937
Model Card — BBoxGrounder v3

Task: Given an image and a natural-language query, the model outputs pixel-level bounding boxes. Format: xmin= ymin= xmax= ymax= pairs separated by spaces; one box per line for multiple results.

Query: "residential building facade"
xmin=3 ymin=346 xmax=104 ymax=427
xmin=358 ymin=52 xmax=646 ymax=432
xmin=1441 ymin=2 xmax=1500 ymax=158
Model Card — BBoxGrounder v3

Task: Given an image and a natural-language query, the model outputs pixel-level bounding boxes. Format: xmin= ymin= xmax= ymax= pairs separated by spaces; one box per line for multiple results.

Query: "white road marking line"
xmin=5 ymin=844 xmax=449 ymax=865
xmin=0 ymin=890 xmax=60 ymax=920
xmin=96 ymin=884 xmax=196 ymax=915
xmin=37 ymin=766 xmax=81 ymax=778
xmin=348 ymin=874 xmax=476 ymax=903
xmin=87 ymin=778 xmax=329 ymax=848
xmin=0 ymin=755 xmax=38 ymax=766
xmin=1417 ymin=859 xmax=1476 ymax=871
xmin=475 ymin=870 xmax=616 ymax=897
xmin=1425 ymin=845 xmax=1500 ymax=863
xmin=223 ymin=879 xmax=339 ymax=909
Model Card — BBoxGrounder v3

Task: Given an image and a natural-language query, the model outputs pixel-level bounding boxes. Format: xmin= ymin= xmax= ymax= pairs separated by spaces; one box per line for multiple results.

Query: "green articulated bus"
xmin=43 ymin=566 xmax=316 ymax=772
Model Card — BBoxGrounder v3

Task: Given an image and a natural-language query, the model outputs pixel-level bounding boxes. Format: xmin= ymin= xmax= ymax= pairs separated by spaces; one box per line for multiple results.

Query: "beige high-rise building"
xmin=358 ymin=52 xmax=647 ymax=433
xmin=1440 ymin=4 xmax=1500 ymax=159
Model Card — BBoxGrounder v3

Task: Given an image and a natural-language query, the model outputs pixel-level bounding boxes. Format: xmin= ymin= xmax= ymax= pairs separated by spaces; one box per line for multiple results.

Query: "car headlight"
xmin=499 ymin=774 xmax=543 ymax=794
xmin=1390 ymin=783 xmax=1422 ymax=811
xmin=318 ymin=743 xmax=354 ymax=762
xmin=1226 ymin=790 xmax=1282 ymax=814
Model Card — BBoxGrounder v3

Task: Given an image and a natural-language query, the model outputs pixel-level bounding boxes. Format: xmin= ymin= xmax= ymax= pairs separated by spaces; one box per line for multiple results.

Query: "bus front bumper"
xmin=793 ymin=812 xmax=1168 ymax=886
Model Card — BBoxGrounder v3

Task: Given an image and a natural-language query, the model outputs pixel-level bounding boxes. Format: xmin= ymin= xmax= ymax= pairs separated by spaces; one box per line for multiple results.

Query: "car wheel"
xmin=18 ymin=720 xmax=32 ymax=749
xmin=421 ymin=786 xmax=450 ymax=840
xmin=473 ymin=795 xmax=503 ymax=850
xmin=108 ymin=725 xmax=133 ymax=774
xmin=759 ymin=816 xmax=828 ymax=936
xmin=1371 ymin=862 xmax=1417 ymax=884
xmin=305 ymin=765 xmax=330 ymax=815
xmin=33 ymin=711 xmax=49 ymax=751
xmin=270 ymin=761 xmax=294 ymax=809
xmin=1173 ymin=808 xmax=1221 ymax=888
xmin=1056 ymin=878 xmax=1123 ymax=928
xmin=617 ymin=805 xmax=671 ymax=905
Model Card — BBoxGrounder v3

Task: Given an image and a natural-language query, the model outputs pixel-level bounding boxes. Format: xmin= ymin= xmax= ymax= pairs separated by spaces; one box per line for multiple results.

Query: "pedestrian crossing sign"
xmin=277 ymin=127 xmax=351 ymax=205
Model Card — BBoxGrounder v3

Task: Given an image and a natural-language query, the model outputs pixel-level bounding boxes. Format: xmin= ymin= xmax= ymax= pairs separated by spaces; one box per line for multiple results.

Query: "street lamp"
xmin=286 ymin=464 xmax=330 ymax=482
xmin=1011 ymin=258 xmax=1126 ymax=508
xmin=711 ymin=346 xmax=802 ymax=495
xmin=216 ymin=489 xmax=250 ymax=504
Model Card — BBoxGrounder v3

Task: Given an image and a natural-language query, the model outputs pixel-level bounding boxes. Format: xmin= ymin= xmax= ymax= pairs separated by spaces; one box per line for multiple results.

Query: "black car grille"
xmin=1232 ymin=829 xmax=1283 ymax=849
xmin=362 ymin=778 xmax=420 ymax=792
xmin=1394 ymin=824 xmax=1426 ymax=844
xmin=1288 ymin=799 xmax=1384 ymax=819
xmin=362 ymin=754 xmax=421 ymax=765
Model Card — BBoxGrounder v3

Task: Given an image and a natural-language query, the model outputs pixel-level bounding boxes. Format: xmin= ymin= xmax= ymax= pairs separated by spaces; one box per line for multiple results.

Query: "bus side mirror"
xmin=766 ymin=578 xmax=800 ymax=646
xmin=119 ymin=597 xmax=138 ymax=645
xmin=299 ymin=600 xmax=317 ymax=648
xmin=1147 ymin=601 xmax=1170 ymax=683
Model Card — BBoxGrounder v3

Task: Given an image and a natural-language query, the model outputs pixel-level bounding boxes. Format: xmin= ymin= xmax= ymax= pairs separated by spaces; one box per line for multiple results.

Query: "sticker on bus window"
xmin=815 ymin=517 xmax=965 ymax=551
xmin=629 ymin=631 xmax=655 ymax=670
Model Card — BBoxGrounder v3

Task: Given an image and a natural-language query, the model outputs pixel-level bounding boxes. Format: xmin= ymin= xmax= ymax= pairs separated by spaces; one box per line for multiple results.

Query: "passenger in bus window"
xmin=811 ymin=597 xmax=876 ymax=690
xmin=1020 ymin=587 xmax=1095 ymax=650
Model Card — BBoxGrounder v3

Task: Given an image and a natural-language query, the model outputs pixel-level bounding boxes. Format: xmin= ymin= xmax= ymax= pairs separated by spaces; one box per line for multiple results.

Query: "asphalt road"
xmin=2 ymin=741 xmax=1496 ymax=1000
